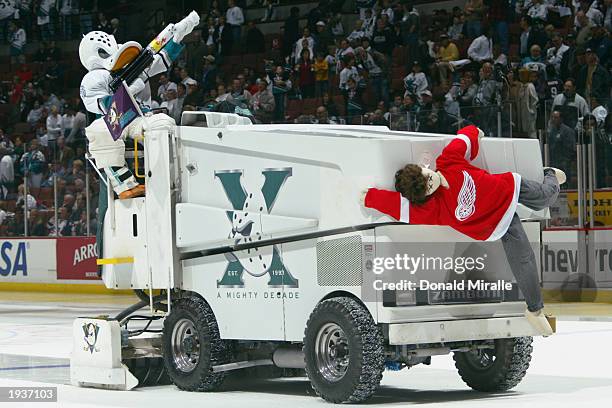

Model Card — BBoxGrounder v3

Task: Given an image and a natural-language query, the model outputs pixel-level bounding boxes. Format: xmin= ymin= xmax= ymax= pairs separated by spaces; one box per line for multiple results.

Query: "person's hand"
xmin=128 ymin=78 xmax=145 ymax=95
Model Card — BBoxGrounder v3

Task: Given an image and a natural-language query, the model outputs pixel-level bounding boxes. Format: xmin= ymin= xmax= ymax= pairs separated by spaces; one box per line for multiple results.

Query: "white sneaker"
xmin=525 ymin=309 xmax=554 ymax=337
xmin=544 ymin=167 xmax=566 ymax=185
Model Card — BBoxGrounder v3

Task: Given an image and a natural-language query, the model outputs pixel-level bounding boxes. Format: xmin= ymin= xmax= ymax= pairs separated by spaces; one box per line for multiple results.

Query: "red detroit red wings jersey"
xmin=365 ymin=125 xmax=521 ymax=241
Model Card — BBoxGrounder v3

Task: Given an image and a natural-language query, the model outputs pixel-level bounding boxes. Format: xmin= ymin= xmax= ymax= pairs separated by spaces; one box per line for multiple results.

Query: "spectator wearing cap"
xmin=314 ymin=21 xmax=334 ymax=54
xmin=576 ymin=48 xmax=610 ymax=100
xmin=547 ymin=33 xmax=570 ymax=74
xmin=552 ymin=79 xmax=590 ymax=129
xmin=245 ymin=21 xmax=265 ymax=54
xmin=403 ymin=61 xmax=428 ymax=100
xmin=201 ymin=55 xmax=218 ymax=92
xmin=250 ymin=79 xmax=275 ymax=123
xmin=157 ymin=73 xmax=177 ymax=102
xmin=226 ymin=0 xmax=244 ymax=50
xmin=467 ymin=27 xmax=494 ymax=63
xmin=183 ymin=78 xmax=202 ymax=109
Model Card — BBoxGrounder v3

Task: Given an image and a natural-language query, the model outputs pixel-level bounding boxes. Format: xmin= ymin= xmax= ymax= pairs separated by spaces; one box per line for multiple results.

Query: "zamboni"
xmin=71 ymin=115 xmax=557 ymax=403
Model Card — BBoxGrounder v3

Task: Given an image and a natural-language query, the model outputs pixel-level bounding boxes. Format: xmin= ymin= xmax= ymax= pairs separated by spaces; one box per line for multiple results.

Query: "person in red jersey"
xmin=363 ymin=125 xmax=564 ymax=336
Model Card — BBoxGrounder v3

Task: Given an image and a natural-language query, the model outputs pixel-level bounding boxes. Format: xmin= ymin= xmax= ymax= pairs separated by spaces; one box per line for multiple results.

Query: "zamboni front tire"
xmin=162 ymin=297 xmax=228 ymax=391
xmin=453 ymin=336 xmax=533 ymax=392
xmin=303 ymin=297 xmax=385 ymax=403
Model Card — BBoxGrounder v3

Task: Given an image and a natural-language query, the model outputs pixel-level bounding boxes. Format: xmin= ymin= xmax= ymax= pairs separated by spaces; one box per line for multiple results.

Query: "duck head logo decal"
xmin=82 ymin=322 xmax=100 ymax=354
xmin=215 ymin=168 xmax=298 ymax=288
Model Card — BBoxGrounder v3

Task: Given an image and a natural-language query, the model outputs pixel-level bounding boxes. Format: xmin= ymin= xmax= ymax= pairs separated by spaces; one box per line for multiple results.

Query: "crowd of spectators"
xmin=0 ymin=0 xmax=611 ymax=237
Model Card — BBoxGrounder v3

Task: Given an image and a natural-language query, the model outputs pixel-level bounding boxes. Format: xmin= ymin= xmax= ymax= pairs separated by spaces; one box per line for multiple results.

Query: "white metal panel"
xmin=144 ymin=129 xmax=177 ymax=289
xmin=177 ymin=125 xmax=548 ymax=254
xmin=101 ymin=197 xmax=148 ymax=290
xmin=181 ymin=251 xmax=286 ymax=340
xmin=388 ymin=316 xmax=541 ymax=345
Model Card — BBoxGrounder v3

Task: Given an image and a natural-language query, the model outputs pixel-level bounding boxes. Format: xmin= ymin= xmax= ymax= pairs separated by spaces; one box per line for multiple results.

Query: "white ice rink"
xmin=1 ymin=294 xmax=611 ymax=408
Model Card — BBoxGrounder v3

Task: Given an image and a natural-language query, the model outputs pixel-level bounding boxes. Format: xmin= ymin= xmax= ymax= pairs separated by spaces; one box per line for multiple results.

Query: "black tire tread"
xmin=453 ymin=336 xmax=533 ymax=392
xmin=162 ymin=296 xmax=228 ymax=391
xmin=303 ymin=297 xmax=385 ymax=403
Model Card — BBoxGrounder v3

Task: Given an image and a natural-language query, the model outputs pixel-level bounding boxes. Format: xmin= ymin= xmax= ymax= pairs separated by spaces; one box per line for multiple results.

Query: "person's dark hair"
xmin=521 ymin=15 xmax=532 ymax=26
xmin=394 ymin=164 xmax=428 ymax=205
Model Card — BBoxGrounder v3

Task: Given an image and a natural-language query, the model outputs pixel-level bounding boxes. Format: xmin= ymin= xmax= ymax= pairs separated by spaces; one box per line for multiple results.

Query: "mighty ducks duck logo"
xmin=82 ymin=322 xmax=100 ymax=354
xmin=215 ymin=168 xmax=298 ymax=288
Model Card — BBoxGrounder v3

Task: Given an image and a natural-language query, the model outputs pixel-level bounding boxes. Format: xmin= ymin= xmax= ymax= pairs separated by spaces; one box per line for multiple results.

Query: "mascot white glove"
xmin=173 ymin=11 xmax=200 ymax=43
xmin=128 ymin=78 xmax=145 ymax=96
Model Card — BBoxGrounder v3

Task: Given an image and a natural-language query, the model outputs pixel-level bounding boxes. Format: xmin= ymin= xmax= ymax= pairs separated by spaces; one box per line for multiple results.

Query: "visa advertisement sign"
xmin=0 ymin=241 xmax=28 ymax=276
xmin=0 ymin=239 xmax=56 ymax=283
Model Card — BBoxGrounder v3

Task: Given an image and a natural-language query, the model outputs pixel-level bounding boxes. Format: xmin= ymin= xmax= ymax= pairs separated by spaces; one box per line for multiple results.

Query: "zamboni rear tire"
xmin=453 ymin=337 xmax=533 ymax=392
xmin=162 ymin=297 xmax=228 ymax=391
xmin=303 ymin=297 xmax=384 ymax=403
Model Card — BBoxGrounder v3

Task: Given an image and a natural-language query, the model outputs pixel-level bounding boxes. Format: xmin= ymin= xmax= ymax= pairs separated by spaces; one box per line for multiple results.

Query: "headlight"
xmin=382 ymin=289 xmax=416 ymax=307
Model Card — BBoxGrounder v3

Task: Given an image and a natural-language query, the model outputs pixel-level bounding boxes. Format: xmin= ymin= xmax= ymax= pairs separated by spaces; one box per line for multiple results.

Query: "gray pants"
xmin=502 ymin=170 xmax=560 ymax=312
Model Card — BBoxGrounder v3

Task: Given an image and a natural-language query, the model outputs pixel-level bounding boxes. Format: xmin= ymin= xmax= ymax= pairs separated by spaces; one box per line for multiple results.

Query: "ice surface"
xmin=1 ymin=295 xmax=611 ymax=407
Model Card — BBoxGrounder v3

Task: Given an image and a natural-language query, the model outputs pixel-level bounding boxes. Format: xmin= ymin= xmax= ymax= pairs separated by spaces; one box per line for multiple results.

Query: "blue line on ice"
xmin=0 ymin=364 xmax=70 ymax=371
